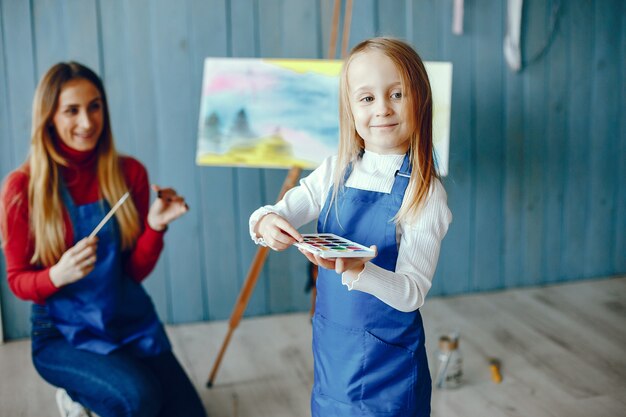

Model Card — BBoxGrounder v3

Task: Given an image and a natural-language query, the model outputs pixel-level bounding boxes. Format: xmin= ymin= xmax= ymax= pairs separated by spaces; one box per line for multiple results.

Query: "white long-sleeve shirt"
xmin=249 ymin=150 xmax=452 ymax=312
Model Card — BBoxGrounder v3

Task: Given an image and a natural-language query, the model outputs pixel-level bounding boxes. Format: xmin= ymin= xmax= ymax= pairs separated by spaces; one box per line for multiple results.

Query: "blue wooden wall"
xmin=0 ymin=0 xmax=624 ymax=340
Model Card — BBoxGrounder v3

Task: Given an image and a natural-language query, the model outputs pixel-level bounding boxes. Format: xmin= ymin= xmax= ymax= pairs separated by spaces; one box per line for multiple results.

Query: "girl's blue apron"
xmin=312 ymin=154 xmax=431 ymax=416
xmin=41 ymin=185 xmax=170 ymax=357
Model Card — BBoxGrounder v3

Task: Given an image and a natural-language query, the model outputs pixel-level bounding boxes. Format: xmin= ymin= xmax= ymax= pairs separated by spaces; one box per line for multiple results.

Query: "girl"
xmin=0 ymin=62 xmax=206 ymax=417
xmin=250 ymin=37 xmax=452 ymax=416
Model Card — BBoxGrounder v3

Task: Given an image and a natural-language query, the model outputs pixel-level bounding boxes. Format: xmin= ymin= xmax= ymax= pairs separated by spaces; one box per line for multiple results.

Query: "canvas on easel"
xmin=196 ymin=58 xmax=341 ymax=169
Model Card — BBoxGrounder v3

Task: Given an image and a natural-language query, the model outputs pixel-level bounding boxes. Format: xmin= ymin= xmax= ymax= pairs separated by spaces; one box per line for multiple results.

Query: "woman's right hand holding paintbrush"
xmin=49 ymin=237 xmax=99 ymax=287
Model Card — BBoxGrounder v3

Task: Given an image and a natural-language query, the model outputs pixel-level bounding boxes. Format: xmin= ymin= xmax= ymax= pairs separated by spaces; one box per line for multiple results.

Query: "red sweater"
xmin=0 ymin=143 xmax=165 ymax=304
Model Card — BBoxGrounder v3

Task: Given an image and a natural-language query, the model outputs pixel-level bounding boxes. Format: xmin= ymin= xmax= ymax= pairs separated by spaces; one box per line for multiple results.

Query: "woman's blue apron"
xmin=43 ymin=185 xmax=170 ymax=356
xmin=311 ymin=154 xmax=431 ymax=416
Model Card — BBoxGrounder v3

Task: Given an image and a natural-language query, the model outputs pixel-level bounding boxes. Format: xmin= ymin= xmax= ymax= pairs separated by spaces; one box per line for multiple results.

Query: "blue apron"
xmin=311 ymin=154 xmax=431 ymax=416
xmin=44 ymin=185 xmax=171 ymax=356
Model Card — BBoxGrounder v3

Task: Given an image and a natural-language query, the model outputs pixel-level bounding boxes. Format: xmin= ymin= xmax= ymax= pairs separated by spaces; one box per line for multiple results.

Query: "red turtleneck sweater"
xmin=0 ymin=141 xmax=165 ymax=304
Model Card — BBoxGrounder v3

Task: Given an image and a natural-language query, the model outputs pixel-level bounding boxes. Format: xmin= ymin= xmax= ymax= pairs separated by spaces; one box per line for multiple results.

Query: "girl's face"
xmin=347 ymin=50 xmax=411 ymax=155
xmin=52 ymin=78 xmax=104 ymax=152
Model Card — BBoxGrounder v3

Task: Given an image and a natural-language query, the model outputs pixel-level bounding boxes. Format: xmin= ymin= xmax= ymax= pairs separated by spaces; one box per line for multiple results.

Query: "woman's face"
xmin=52 ymin=78 xmax=104 ymax=152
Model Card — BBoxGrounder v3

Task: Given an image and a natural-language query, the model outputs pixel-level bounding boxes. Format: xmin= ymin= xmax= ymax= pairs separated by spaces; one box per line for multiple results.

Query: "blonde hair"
xmin=25 ymin=62 xmax=140 ymax=266
xmin=332 ymin=37 xmax=437 ymax=224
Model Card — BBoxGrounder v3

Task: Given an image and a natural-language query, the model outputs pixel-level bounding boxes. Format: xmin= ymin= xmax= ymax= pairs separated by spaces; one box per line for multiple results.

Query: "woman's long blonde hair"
xmin=26 ymin=62 xmax=140 ymax=266
xmin=332 ymin=37 xmax=437 ymax=224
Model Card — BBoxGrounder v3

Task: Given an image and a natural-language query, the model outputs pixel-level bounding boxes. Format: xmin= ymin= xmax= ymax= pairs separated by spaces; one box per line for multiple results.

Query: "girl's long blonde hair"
xmin=26 ymin=62 xmax=140 ymax=266
xmin=331 ymin=37 xmax=437 ymax=224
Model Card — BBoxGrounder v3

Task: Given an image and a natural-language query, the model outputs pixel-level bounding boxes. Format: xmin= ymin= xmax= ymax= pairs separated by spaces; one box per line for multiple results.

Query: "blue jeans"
xmin=31 ymin=304 xmax=206 ymax=417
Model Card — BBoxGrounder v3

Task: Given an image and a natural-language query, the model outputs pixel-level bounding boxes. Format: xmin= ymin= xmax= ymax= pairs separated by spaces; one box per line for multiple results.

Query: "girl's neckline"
xmin=360 ymin=149 xmax=405 ymax=175
xmin=362 ymin=148 xmax=406 ymax=158
xmin=361 ymin=149 xmax=405 ymax=166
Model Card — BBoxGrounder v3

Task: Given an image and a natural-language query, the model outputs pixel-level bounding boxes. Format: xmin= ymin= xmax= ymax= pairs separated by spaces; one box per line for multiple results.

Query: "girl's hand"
xmin=49 ymin=237 xmax=99 ymax=287
xmin=147 ymin=185 xmax=189 ymax=231
xmin=256 ymin=213 xmax=302 ymax=251
xmin=298 ymin=245 xmax=377 ymax=275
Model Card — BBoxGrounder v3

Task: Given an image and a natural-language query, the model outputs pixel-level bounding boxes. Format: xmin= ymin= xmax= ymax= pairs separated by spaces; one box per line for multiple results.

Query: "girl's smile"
xmin=371 ymin=123 xmax=399 ymax=128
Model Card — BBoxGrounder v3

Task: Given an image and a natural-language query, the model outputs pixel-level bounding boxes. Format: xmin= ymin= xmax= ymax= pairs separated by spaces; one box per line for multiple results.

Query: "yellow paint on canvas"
xmin=196 ymin=134 xmax=318 ymax=169
xmin=267 ymin=59 xmax=343 ymax=76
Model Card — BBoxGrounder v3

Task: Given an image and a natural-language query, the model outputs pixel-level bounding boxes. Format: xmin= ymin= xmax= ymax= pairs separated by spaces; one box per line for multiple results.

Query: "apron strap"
xmin=58 ymin=180 xmax=80 ymax=244
xmin=391 ymin=153 xmax=412 ymax=196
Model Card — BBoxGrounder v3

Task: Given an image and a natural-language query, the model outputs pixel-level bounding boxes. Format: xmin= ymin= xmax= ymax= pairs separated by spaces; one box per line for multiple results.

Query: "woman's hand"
xmin=255 ymin=213 xmax=302 ymax=251
xmin=298 ymin=245 xmax=377 ymax=275
xmin=49 ymin=237 xmax=99 ymax=287
xmin=147 ymin=185 xmax=189 ymax=231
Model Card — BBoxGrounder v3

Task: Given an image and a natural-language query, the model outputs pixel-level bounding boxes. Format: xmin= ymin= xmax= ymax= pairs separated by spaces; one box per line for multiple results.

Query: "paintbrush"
xmin=88 ymin=192 xmax=130 ymax=238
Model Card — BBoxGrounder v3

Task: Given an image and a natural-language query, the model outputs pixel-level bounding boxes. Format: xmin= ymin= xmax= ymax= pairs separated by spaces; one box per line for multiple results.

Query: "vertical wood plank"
xmin=61 ymin=0 xmax=100 ymax=71
xmin=432 ymin=0 xmax=473 ymax=295
xmin=472 ymin=0 xmax=504 ymax=291
xmin=150 ymin=0 xmax=205 ymax=323
xmin=585 ymin=0 xmax=621 ymax=277
xmin=1 ymin=0 xmax=35 ymax=167
xmin=522 ymin=0 xmax=548 ymax=286
xmin=31 ymin=0 xmax=65 ymax=77
xmin=544 ymin=0 xmax=569 ymax=284
xmin=503 ymin=74 xmax=524 ymax=286
xmin=99 ymin=0 xmax=135 ymax=156
xmin=188 ymin=0 xmax=236 ymax=321
xmin=615 ymin=4 xmax=626 ymax=273
xmin=346 ymin=0 xmax=376 ymax=49
xmin=562 ymin=0 xmax=594 ymax=280
xmin=420 ymin=0 xmax=448 ymax=296
xmin=0 ymin=3 xmax=14 ymax=179
xmin=377 ymin=0 xmax=405 ymax=38
xmin=0 ymin=1 xmax=14 ymax=341
xmin=502 ymin=0 xmax=526 ymax=287
xmin=32 ymin=0 xmax=99 ymax=76
xmin=411 ymin=0 xmax=441 ymax=60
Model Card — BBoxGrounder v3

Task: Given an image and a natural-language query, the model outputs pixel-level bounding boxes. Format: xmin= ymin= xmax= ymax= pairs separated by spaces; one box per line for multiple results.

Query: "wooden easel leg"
xmin=207 ymin=167 xmax=302 ymax=388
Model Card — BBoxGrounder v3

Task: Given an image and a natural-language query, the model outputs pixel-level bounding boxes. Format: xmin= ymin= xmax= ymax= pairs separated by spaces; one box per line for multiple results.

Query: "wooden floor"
xmin=1 ymin=275 xmax=625 ymax=417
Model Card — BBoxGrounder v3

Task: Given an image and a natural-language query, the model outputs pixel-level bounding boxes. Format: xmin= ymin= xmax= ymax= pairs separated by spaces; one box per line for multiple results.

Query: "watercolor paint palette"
xmin=295 ymin=233 xmax=376 ymax=258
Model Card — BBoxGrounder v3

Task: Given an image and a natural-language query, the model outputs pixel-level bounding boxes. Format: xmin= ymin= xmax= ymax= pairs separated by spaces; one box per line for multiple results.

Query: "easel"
xmin=206 ymin=0 xmax=353 ymax=388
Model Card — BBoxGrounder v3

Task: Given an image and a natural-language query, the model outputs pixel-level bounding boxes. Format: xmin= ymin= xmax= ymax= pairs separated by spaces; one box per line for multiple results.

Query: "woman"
xmin=0 ymin=62 xmax=206 ymax=417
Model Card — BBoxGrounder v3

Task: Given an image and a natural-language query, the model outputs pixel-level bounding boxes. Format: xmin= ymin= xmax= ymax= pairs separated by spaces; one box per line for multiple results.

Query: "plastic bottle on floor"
xmin=434 ymin=332 xmax=463 ymax=389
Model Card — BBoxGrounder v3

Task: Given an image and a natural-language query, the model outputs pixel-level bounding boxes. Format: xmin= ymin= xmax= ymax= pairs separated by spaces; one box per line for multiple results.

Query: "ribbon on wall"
xmin=504 ymin=0 xmax=524 ymax=71
xmin=452 ymin=0 xmax=464 ymax=35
